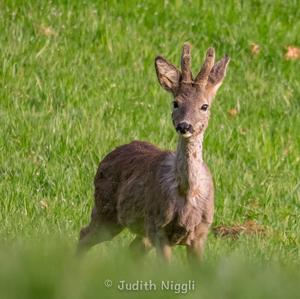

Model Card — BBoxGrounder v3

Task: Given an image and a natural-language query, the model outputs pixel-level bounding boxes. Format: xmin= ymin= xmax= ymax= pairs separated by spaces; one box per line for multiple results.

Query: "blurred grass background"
xmin=0 ymin=0 xmax=300 ymax=298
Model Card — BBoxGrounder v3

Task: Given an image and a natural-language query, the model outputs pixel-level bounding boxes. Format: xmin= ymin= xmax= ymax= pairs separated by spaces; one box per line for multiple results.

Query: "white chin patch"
xmin=181 ymin=132 xmax=192 ymax=138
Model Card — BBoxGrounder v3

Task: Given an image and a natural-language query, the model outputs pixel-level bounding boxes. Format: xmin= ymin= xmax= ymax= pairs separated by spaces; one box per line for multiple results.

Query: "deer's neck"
xmin=175 ymin=134 xmax=204 ymax=196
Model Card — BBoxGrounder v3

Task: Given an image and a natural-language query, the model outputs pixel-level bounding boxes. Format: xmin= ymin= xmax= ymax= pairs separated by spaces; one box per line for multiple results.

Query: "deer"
xmin=77 ymin=43 xmax=230 ymax=263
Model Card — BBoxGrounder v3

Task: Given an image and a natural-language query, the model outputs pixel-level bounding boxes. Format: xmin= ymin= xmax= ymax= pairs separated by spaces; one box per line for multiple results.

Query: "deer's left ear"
xmin=206 ymin=55 xmax=230 ymax=98
xmin=155 ymin=56 xmax=181 ymax=94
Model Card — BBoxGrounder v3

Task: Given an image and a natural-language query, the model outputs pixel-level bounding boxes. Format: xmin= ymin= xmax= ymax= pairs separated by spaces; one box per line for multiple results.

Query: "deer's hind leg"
xmin=77 ymin=207 xmax=123 ymax=256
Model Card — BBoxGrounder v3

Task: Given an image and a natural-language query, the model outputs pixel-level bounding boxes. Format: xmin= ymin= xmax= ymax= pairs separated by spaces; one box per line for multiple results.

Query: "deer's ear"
xmin=206 ymin=55 xmax=230 ymax=98
xmin=155 ymin=56 xmax=181 ymax=93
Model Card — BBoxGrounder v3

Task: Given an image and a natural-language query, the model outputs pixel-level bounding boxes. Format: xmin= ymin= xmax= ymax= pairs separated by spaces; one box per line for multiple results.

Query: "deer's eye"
xmin=200 ymin=104 xmax=209 ymax=111
xmin=173 ymin=101 xmax=179 ymax=109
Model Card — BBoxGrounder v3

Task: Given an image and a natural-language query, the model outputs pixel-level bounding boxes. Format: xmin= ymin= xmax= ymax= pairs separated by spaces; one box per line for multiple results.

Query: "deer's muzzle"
xmin=176 ymin=122 xmax=194 ymax=137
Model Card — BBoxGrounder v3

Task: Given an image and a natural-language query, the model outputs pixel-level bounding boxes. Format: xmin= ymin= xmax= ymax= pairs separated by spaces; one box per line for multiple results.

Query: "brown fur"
xmin=77 ymin=43 xmax=230 ymax=263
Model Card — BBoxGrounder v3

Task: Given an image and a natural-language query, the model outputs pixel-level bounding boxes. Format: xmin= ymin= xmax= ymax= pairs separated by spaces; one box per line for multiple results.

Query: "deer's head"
xmin=155 ymin=43 xmax=229 ymax=138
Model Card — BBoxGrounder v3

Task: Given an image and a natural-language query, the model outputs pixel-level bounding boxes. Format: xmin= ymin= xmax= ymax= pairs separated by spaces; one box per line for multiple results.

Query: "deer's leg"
xmin=155 ymin=232 xmax=172 ymax=263
xmin=77 ymin=209 xmax=123 ymax=256
xmin=129 ymin=236 xmax=152 ymax=258
xmin=186 ymin=223 xmax=210 ymax=264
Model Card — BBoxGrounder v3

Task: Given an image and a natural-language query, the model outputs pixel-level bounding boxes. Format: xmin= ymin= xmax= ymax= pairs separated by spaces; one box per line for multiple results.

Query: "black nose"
xmin=176 ymin=122 xmax=194 ymax=134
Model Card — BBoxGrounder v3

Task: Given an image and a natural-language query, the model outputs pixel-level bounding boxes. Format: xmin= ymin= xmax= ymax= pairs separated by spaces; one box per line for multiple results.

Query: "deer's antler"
xmin=181 ymin=43 xmax=193 ymax=84
xmin=194 ymin=47 xmax=215 ymax=88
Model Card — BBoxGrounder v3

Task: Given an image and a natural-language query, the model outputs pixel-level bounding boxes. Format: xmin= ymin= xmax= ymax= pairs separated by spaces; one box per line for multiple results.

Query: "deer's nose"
xmin=176 ymin=122 xmax=194 ymax=134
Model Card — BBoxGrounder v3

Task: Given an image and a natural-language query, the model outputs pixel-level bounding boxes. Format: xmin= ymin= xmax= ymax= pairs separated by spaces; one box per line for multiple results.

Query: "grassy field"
xmin=1 ymin=1 xmax=300 ymax=298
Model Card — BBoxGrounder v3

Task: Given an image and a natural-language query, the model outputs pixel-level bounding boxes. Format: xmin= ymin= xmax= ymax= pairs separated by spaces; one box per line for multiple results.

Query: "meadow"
xmin=0 ymin=1 xmax=300 ymax=298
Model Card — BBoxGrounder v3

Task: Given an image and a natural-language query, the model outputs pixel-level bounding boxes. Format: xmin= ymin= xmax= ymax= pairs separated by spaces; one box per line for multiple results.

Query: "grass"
xmin=0 ymin=0 xmax=300 ymax=298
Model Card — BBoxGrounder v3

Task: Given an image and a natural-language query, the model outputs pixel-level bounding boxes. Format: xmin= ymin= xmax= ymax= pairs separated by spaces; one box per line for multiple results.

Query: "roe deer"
xmin=77 ymin=43 xmax=230 ymax=263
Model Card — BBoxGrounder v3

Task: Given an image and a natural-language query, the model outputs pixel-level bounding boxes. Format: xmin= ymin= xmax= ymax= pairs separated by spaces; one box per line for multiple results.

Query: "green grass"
xmin=0 ymin=0 xmax=300 ymax=298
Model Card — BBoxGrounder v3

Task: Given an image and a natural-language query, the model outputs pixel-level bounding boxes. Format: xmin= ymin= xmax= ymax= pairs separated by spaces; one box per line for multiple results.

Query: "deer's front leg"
xmin=155 ymin=231 xmax=172 ymax=263
xmin=186 ymin=223 xmax=210 ymax=264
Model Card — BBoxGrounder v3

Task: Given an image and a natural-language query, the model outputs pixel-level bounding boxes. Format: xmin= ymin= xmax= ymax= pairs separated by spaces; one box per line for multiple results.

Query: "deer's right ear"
xmin=155 ymin=56 xmax=181 ymax=93
xmin=205 ymin=55 xmax=230 ymax=98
